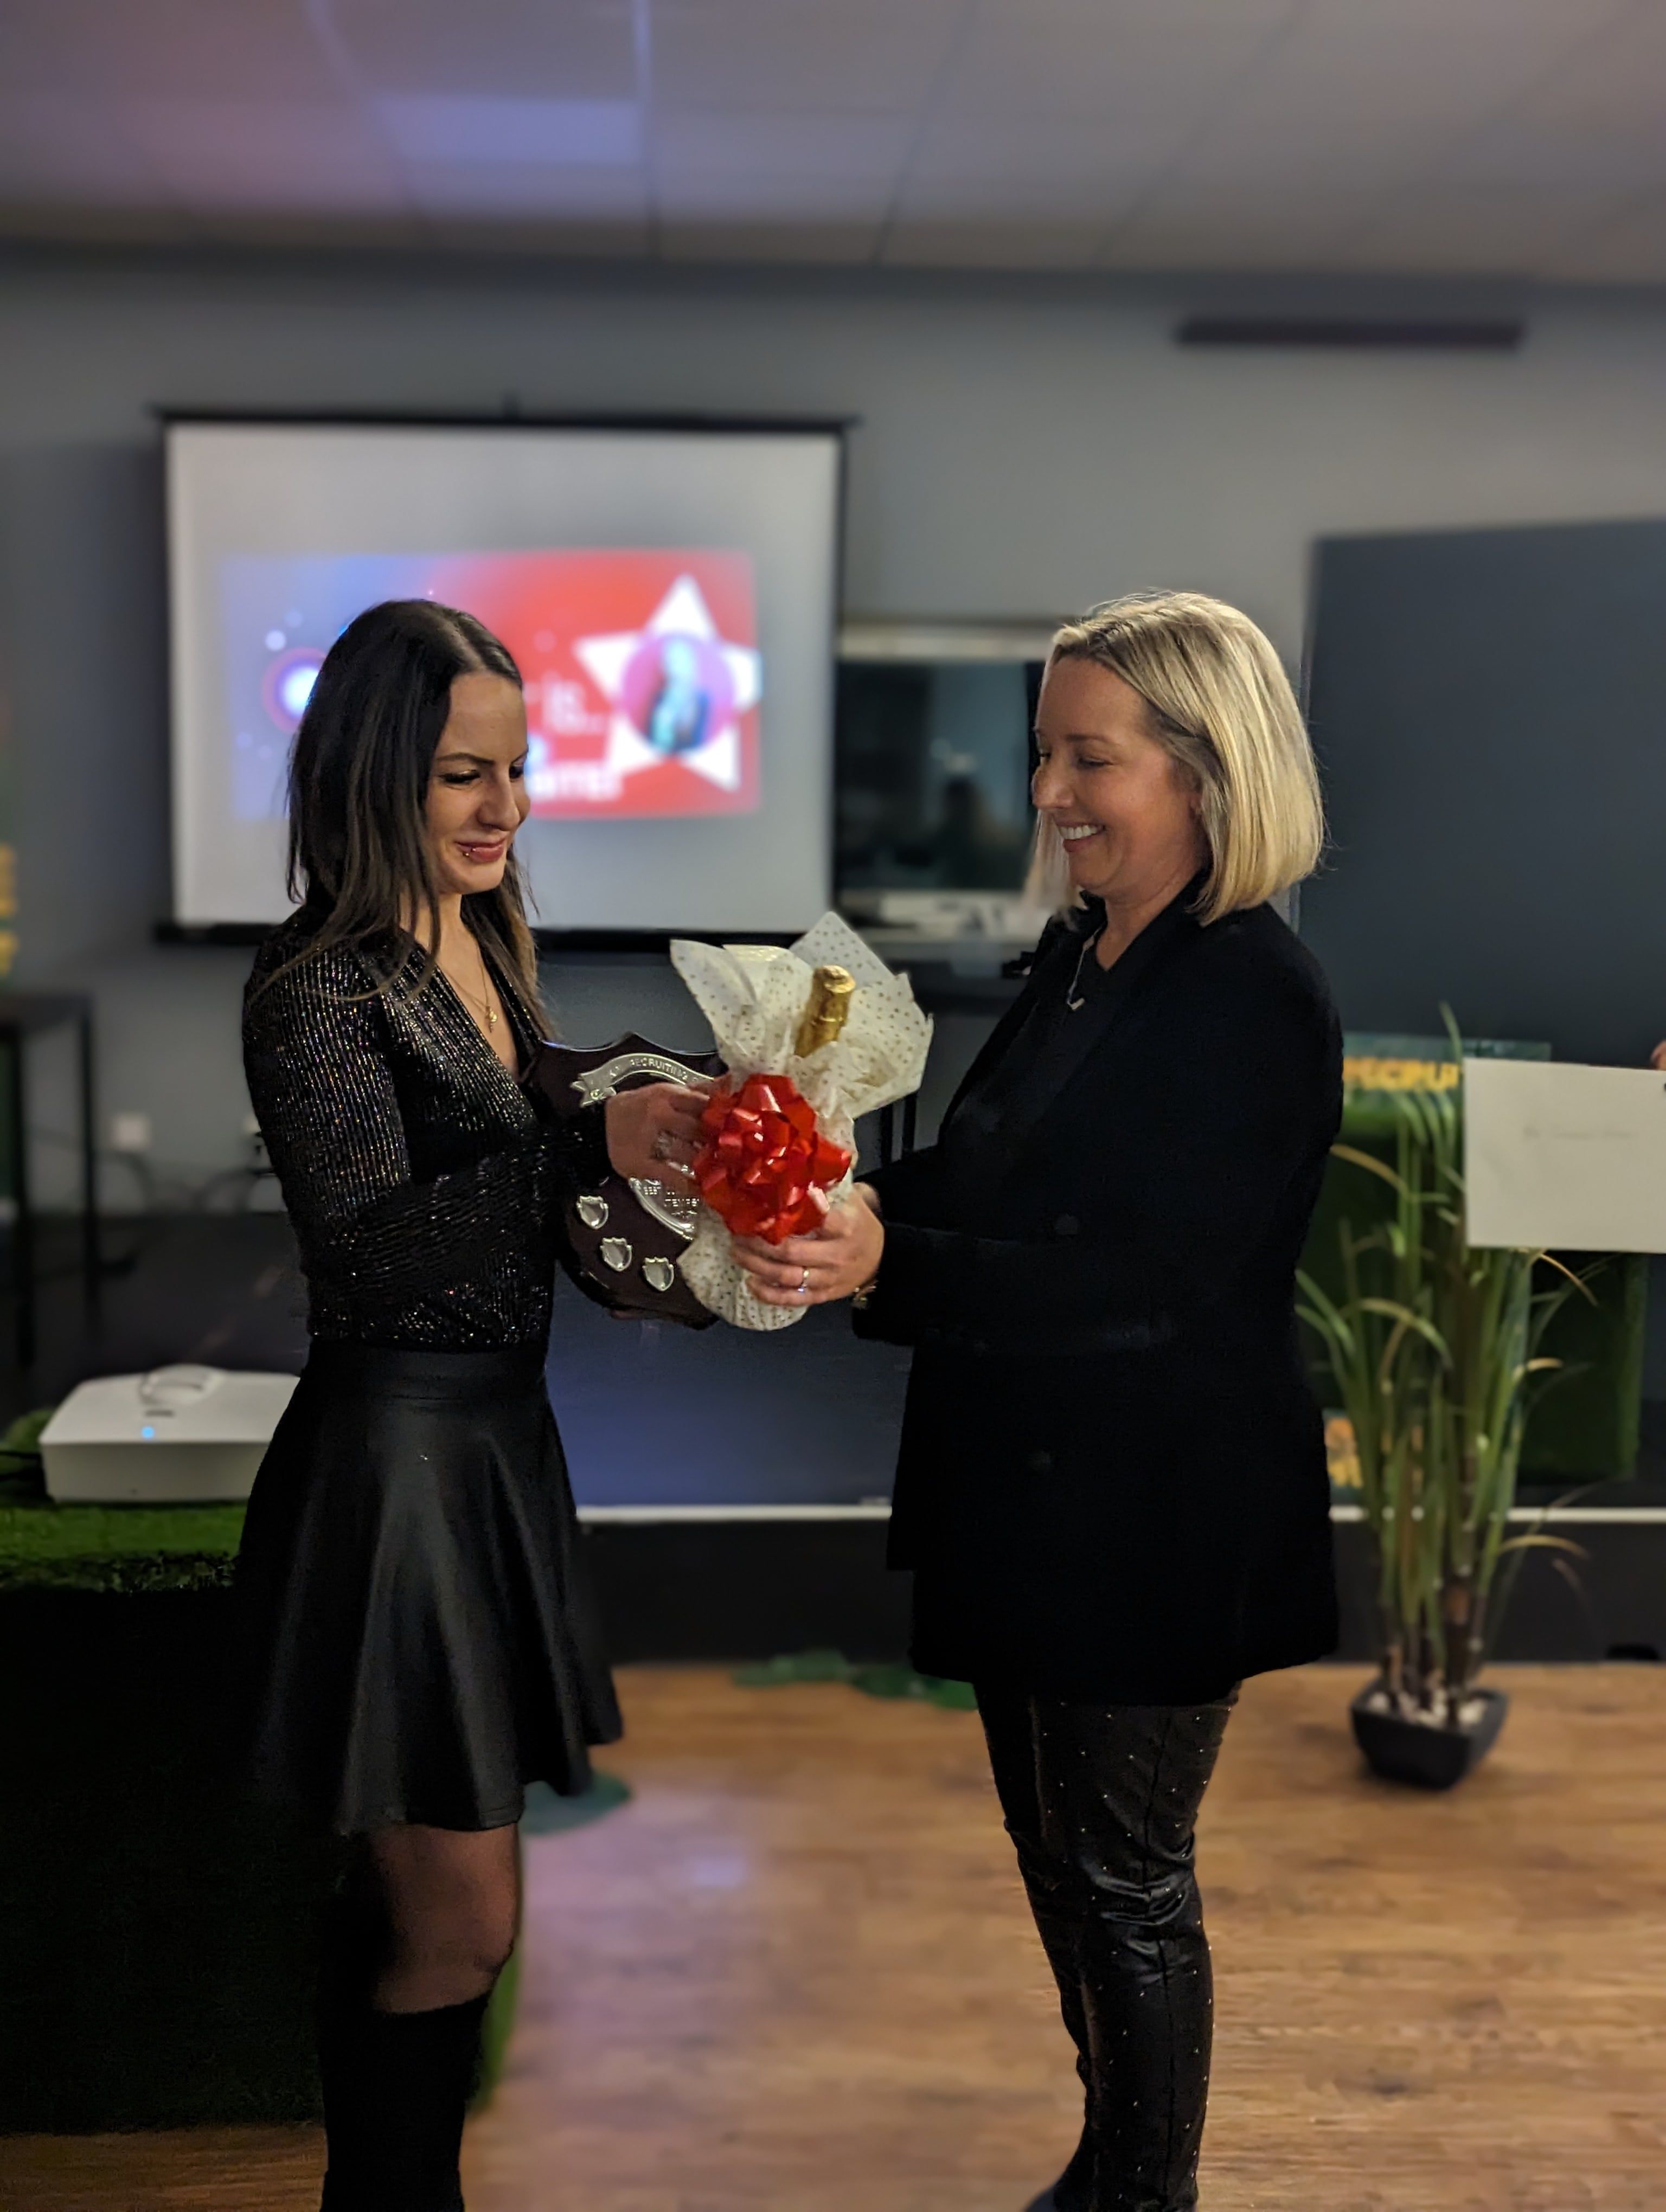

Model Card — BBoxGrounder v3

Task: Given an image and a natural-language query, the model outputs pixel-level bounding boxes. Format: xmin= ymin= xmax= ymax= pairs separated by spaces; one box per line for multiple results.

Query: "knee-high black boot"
xmin=316 ymin=1890 xmax=491 ymax=2212
xmin=318 ymin=1992 xmax=490 ymax=2212
xmin=983 ymin=1692 xmax=1234 ymax=2212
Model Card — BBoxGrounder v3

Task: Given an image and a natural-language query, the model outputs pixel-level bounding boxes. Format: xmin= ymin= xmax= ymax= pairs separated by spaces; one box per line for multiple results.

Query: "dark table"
xmin=0 ymin=991 xmax=99 ymax=1369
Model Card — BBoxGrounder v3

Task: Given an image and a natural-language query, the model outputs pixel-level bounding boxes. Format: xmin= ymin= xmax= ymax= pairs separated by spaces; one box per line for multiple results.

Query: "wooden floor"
xmin=5 ymin=1663 xmax=1665 ymax=2212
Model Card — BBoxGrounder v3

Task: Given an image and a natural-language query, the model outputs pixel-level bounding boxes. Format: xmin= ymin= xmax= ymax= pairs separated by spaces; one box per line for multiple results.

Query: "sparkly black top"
xmin=244 ymin=911 xmax=611 ymax=1351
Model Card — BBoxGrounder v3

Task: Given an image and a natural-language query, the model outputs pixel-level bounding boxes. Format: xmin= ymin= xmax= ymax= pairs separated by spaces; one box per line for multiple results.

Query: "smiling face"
xmin=424 ymin=670 xmax=531 ymax=900
xmin=1032 ymin=654 xmax=1208 ymax=910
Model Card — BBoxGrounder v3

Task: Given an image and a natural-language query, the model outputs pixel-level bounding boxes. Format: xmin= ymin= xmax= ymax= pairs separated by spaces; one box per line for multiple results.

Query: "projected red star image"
xmin=440 ymin=549 xmax=763 ymax=820
xmin=225 ymin=546 xmax=763 ymax=824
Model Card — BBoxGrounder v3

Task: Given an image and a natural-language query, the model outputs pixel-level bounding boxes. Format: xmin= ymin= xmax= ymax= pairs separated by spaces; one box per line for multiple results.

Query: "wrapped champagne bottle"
xmin=793 ymin=964 xmax=856 ymax=1058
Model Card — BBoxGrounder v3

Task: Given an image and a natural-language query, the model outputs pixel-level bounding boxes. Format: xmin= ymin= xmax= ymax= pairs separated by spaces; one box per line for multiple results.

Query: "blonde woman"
xmin=736 ymin=593 xmax=1342 ymax=2212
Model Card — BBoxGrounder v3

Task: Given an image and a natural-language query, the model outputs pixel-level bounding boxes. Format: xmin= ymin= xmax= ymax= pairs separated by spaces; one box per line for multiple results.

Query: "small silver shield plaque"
xmin=642 ymin=1256 xmax=677 ymax=1293
xmin=599 ymin=1237 xmax=633 ymax=1272
xmin=576 ymin=1194 xmax=609 ymax=1230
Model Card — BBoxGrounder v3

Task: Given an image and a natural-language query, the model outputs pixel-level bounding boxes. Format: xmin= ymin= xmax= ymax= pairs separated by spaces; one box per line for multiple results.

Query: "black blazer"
xmin=856 ymin=890 xmax=1343 ymax=1703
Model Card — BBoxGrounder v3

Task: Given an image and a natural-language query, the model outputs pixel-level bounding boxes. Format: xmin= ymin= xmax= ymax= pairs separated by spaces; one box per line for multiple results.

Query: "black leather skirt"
xmin=234 ymin=1341 xmax=621 ymax=1836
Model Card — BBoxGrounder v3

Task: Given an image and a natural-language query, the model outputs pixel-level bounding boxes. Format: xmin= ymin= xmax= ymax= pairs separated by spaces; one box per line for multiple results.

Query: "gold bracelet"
xmin=850 ymin=1273 xmax=881 ymax=1311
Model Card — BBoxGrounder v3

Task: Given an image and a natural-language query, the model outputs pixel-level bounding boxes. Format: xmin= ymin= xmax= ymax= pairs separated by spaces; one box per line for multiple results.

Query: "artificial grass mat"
xmin=735 ymin=1646 xmax=977 ymax=1710
xmin=0 ymin=1501 xmax=247 ymax=1589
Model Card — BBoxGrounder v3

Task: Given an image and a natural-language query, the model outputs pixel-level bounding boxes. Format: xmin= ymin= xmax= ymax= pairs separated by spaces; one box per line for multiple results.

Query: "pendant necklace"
xmin=1065 ymin=928 xmax=1105 ymax=1012
xmin=452 ymin=942 xmax=500 ymax=1030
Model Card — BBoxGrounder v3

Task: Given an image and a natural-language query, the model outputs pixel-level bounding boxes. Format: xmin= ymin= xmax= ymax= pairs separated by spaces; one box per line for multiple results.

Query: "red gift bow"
xmin=694 ymin=1073 xmax=854 ymax=1245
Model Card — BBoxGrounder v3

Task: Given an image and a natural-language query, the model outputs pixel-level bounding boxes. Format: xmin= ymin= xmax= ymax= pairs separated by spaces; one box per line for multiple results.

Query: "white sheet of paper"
xmin=1463 ymin=1058 xmax=1666 ymax=1252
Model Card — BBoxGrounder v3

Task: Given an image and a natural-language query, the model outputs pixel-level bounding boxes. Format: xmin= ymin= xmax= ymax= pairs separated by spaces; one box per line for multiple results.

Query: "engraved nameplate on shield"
xmin=629 ymin=1176 xmax=701 ymax=1243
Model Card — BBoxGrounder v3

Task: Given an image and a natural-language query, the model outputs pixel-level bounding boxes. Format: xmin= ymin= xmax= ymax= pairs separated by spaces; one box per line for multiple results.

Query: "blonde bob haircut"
xmin=1030 ymin=590 xmax=1324 ymax=926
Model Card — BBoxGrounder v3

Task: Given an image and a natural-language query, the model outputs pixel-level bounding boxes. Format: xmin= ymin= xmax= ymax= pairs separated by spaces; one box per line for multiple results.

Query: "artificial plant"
xmin=1299 ymin=1064 xmax=1587 ymax=1724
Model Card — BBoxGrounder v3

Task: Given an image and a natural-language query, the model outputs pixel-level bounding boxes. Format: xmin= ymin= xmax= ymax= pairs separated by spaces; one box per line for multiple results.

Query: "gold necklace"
xmin=450 ymin=941 xmax=500 ymax=1029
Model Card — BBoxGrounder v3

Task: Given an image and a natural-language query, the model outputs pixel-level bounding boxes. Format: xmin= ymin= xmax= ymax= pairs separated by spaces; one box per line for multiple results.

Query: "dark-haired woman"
xmin=237 ymin=600 xmax=705 ymax=2212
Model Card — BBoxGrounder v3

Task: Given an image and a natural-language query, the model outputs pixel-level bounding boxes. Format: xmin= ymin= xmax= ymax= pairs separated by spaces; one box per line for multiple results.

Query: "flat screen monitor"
xmin=166 ymin=419 xmax=842 ymax=935
xmin=834 ymin=657 xmax=1040 ymax=895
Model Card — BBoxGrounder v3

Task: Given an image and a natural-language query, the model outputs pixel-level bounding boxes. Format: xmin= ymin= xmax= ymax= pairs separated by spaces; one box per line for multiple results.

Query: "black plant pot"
xmin=1349 ymin=1680 xmax=1510 ymax=1790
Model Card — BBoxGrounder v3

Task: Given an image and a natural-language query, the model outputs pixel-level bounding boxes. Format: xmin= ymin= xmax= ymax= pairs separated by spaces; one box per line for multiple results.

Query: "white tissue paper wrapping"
xmin=669 ymin=911 xmax=932 ymax=1330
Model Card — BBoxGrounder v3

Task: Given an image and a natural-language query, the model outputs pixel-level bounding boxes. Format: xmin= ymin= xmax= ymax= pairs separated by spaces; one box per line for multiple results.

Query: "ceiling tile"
xmin=1539 ymin=194 xmax=1666 ymax=284
xmin=190 ymin=209 xmax=430 ymax=249
xmin=937 ymin=1 xmax=1295 ymax=124
xmin=0 ymin=0 xmax=1662 ymax=281
xmin=424 ymin=213 xmax=653 ymax=256
xmin=656 ymin=109 xmax=914 ymax=179
xmin=117 ymin=98 xmax=409 ymax=210
xmin=893 ymin=173 xmax=1144 ymax=230
xmin=1441 ymin=8 xmax=1666 ymax=197
xmin=652 ymin=0 xmax=966 ymax=113
xmin=1442 ymin=114 xmax=1666 ymax=198
xmin=0 ymin=202 xmax=193 ymax=245
xmin=0 ymin=0 xmax=339 ymax=98
xmin=1343 ymin=184 xmax=1622 ymax=276
xmin=881 ymin=216 xmax=1105 ymax=269
xmin=377 ymin=94 xmax=643 ymax=167
xmin=660 ymin=217 xmax=882 ymax=262
xmin=1161 ymin=0 xmax=1642 ymax=197
xmin=908 ymin=111 xmax=1182 ymax=188
xmin=400 ymin=160 xmax=650 ymax=218
xmin=0 ymin=94 xmax=165 ymax=201
xmin=327 ymin=0 xmax=638 ymax=99
xmin=656 ymin=170 xmax=892 ymax=222
xmin=1101 ymin=189 xmax=1383 ymax=274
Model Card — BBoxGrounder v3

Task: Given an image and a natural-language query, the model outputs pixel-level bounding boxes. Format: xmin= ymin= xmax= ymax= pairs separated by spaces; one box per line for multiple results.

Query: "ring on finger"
xmin=797 ymin=1266 xmax=810 ymax=1295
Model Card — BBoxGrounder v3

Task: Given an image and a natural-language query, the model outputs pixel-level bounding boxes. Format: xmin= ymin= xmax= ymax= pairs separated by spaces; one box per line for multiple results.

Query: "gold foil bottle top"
xmin=793 ymin=964 xmax=856 ymax=1058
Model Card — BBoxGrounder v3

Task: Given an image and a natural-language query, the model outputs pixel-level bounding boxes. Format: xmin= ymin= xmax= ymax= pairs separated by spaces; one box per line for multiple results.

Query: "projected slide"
xmin=168 ymin=420 xmax=838 ymax=931
xmin=221 ymin=550 xmax=763 ymax=825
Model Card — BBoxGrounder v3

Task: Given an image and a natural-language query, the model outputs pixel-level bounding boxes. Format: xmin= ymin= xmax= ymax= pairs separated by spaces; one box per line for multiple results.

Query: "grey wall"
xmin=6 ymin=247 xmax=1666 ymax=1200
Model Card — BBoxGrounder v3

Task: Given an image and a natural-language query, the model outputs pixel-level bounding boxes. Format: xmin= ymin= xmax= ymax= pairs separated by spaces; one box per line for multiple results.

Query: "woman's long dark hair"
xmin=271 ymin=599 xmax=543 ymax=1020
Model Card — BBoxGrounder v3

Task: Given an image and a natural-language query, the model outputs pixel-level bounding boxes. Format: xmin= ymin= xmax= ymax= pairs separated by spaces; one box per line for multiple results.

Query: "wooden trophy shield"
xmin=526 ymin=1035 xmax=724 ymax=1328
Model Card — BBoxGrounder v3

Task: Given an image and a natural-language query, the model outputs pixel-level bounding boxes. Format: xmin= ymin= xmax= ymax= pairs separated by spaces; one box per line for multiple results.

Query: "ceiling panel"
xmin=425 ymin=212 xmax=653 ymax=255
xmin=1163 ymin=0 xmax=1643 ymax=195
xmin=1444 ymin=8 xmax=1666 ymax=196
xmin=1103 ymin=189 xmax=1387 ymax=274
xmin=0 ymin=201 xmax=191 ymax=244
xmin=326 ymin=0 xmax=638 ymax=99
xmin=908 ymin=111 xmax=1189 ymax=189
xmin=0 ymin=0 xmax=338 ymax=99
xmin=0 ymin=0 xmax=1664 ymax=280
xmin=118 ymin=99 xmax=409 ymax=210
xmin=656 ymin=109 xmax=913 ymax=179
xmin=651 ymin=0 xmax=967 ymax=113
xmin=658 ymin=173 xmax=894 ymax=223
xmin=376 ymin=94 xmax=643 ymax=168
xmin=1342 ymin=184 xmax=1629 ymax=276
xmin=882 ymin=215 xmax=1106 ymax=269
xmin=1443 ymin=114 xmax=1666 ymax=197
xmin=661 ymin=217 xmax=883 ymax=262
xmin=938 ymin=0 xmax=1295 ymax=123
xmin=0 ymin=94 xmax=162 ymax=201
xmin=893 ymin=176 xmax=1145 ymax=235
xmin=1540 ymin=195 xmax=1666 ymax=284
xmin=400 ymin=161 xmax=651 ymax=218
xmin=190 ymin=208 xmax=428 ymax=249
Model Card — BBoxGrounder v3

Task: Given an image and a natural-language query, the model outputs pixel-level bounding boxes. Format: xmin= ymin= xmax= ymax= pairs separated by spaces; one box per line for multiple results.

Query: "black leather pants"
xmin=977 ymin=1687 xmax=1238 ymax=2212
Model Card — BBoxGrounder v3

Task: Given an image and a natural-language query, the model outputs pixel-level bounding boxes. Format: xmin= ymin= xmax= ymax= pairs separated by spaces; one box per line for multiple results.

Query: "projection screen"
xmin=166 ymin=419 xmax=842 ymax=934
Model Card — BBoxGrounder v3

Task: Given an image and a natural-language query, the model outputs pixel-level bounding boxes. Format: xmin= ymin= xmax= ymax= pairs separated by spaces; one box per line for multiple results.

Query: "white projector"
xmin=40 ymin=1365 xmax=298 ymax=1503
